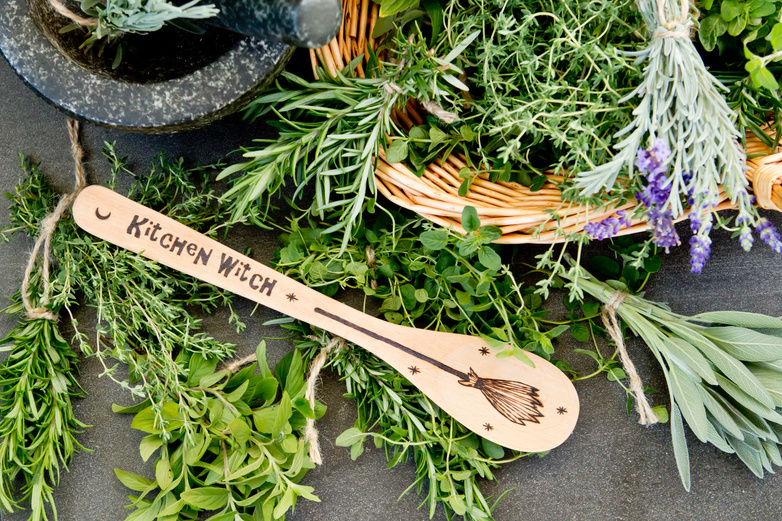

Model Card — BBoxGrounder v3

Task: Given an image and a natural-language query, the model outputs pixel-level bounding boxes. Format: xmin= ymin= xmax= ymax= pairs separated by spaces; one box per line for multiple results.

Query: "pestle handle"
xmin=208 ymin=0 xmax=342 ymax=48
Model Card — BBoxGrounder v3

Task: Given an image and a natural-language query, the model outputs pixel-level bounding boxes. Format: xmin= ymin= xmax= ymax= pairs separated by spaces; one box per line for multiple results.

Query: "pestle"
xmin=207 ymin=0 xmax=342 ymax=48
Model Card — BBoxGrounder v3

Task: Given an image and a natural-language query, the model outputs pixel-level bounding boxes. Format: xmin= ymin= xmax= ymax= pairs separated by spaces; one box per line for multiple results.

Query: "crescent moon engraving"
xmin=95 ymin=208 xmax=112 ymax=220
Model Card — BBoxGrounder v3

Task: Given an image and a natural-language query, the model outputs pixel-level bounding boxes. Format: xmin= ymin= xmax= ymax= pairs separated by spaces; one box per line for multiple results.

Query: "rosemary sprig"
xmin=216 ymin=28 xmax=467 ymax=252
xmin=0 ymin=301 xmax=90 ymax=521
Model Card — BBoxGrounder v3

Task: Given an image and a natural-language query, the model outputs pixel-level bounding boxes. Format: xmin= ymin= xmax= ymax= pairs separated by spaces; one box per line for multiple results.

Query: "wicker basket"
xmin=311 ymin=0 xmax=782 ymax=244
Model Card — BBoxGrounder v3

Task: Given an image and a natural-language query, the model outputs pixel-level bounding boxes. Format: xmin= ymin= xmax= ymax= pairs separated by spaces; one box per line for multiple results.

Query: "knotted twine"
xmin=601 ymin=290 xmax=658 ymax=425
xmin=21 ymin=119 xmax=88 ymax=321
xmin=48 ymin=0 xmax=99 ymax=27
xmin=304 ymin=336 xmax=346 ymax=464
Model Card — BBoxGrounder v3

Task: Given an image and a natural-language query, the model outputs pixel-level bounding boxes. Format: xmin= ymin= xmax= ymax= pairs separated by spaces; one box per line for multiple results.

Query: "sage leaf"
xmin=714 ymin=373 xmax=782 ymax=424
xmin=705 ymin=422 xmax=735 ymax=454
xmin=693 ymin=343 xmax=775 ymax=408
xmin=691 ymin=311 xmax=782 ymax=329
xmin=663 ymin=337 xmax=718 ymax=385
xmin=704 ymin=327 xmax=782 ymax=361
xmin=747 ymin=365 xmax=782 ymax=407
xmin=671 ymin=402 xmax=691 ymax=492
xmin=699 ymin=387 xmax=744 ymax=439
xmin=729 ymin=436 xmax=765 ymax=478
xmin=669 ymin=366 xmax=709 ymax=442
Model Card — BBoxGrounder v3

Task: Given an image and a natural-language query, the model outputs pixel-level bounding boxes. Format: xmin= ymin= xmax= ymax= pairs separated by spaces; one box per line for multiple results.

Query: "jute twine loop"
xmin=750 ymin=153 xmax=782 ymax=210
xmin=21 ymin=119 xmax=88 ymax=321
xmin=304 ymin=336 xmax=346 ymax=464
xmin=48 ymin=0 xmax=99 ymax=27
xmin=601 ymin=290 xmax=658 ymax=425
xmin=653 ymin=0 xmax=694 ymax=36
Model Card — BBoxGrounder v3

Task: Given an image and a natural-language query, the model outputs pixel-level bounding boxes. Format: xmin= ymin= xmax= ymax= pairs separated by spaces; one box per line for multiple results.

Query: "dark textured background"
xmin=2 ymin=42 xmax=782 ymax=521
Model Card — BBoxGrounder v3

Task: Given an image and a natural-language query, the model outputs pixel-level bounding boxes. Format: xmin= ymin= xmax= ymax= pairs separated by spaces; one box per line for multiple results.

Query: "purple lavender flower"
xmin=756 ymin=218 xmax=782 ymax=253
xmin=737 ymin=215 xmax=754 ymax=251
xmin=585 ymin=210 xmax=632 ymax=241
xmin=647 ymin=206 xmax=679 ymax=252
xmin=689 ymin=234 xmax=711 ymax=273
xmin=635 ymin=140 xmax=680 ymax=252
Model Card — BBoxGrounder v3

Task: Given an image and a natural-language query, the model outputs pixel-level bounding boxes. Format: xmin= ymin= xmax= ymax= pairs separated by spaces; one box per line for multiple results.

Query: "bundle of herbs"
xmin=557 ymin=261 xmax=782 ymax=490
xmin=0 ymin=149 xmax=321 ymax=520
xmin=217 ymin=0 xmax=647 ymax=247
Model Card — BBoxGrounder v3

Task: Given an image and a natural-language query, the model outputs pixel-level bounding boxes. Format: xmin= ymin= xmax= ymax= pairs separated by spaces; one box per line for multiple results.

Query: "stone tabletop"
xmin=2 ymin=38 xmax=782 ymax=521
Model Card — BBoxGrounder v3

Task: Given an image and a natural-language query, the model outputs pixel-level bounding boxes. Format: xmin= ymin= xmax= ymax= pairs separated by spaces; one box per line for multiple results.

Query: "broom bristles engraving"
xmin=458 ymin=369 xmax=544 ymax=426
xmin=314 ymin=308 xmax=546 ymax=427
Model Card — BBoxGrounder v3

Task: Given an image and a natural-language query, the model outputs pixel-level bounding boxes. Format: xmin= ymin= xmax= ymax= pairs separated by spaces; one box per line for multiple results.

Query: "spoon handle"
xmin=72 ymin=185 xmax=579 ymax=452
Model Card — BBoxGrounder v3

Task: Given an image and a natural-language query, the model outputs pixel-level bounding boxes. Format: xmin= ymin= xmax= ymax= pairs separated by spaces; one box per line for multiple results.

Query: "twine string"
xmin=601 ymin=290 xmax=658 ymax=425
xmin=21 ymin=119 xmax=88 ymax=321
xmin=304 ymin=336 xmax=346 ymax=464
xmin=48 ymin=0 xmax=99 ymax=27
xmin=653 ymin=0 xmax=693 ymax=36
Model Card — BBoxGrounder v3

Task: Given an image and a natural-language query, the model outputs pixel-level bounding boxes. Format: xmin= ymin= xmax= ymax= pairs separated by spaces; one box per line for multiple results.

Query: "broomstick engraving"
xmin=314 ymin=308 xmax=546 ymax=426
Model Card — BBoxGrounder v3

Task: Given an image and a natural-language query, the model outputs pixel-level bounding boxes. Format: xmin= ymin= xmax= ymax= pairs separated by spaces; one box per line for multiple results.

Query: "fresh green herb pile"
xmin=113 ymin=343 xmax=322 ymax=521
xmin=0 ymin=149 xmax=319 ymax=520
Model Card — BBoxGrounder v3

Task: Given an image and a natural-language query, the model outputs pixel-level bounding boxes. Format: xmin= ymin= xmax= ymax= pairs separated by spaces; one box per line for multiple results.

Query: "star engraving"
xmin=557 ymin=406 xmax=567 ymax=415
xmin=483 ymin=423 xmax=494 ymax=432
xmin=286 ymin=293 xmax=298 ymax=302
xmin=479 ymin=346 xmax=490 ymax=356
xmin=408 ymin=366 xmax=421 ymax=375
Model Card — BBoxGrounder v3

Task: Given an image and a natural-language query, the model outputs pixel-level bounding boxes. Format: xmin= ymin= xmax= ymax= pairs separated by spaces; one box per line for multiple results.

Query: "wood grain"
xmin=72 ymin=185 xmax=579 ymax=452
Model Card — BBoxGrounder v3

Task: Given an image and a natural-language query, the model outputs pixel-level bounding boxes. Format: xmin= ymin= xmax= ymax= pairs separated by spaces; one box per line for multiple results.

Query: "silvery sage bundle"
xmin=569 ymin=269 xmax=782 ymax=491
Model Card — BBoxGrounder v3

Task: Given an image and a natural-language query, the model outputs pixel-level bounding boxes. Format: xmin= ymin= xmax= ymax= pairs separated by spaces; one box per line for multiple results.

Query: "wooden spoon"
xmin=72 ymin=185 xmax=579 ymax=452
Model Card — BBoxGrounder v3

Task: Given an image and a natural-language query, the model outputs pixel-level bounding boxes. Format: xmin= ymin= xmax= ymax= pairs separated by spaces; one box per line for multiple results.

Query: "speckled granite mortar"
xmin=0 ymin=0 xmax=294 ymax=133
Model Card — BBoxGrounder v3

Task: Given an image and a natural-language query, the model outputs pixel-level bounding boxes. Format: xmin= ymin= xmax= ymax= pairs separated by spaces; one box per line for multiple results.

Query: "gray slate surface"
xmin=3 ymin=46 xmax=782 ymax=521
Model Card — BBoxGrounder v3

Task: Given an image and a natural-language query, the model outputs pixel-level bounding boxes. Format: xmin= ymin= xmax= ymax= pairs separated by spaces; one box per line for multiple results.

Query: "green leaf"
xmin=480 ymin=438 xmax=505 ymax=459
xmin=459 ymin=125 xmax=477 ymax=141
xmin=588 ymin=256 xmax=620 ymax=277
xmin=478 ymin=247 xmax=502 ymax=271
xmin=229 ymin=418 xmax=252 ymax=445
xmin=700 ymin=14 xmax=722 ymax=51
xmin=703 ymin=327 xmax=782 ymax=361
xmin=652 ymin=405 xmax=669 ymax=423
xmin=378 ymin=0 xmax=418 ymax=17
xmin=188 ymin=355 xmax=218 ymax=386
xmin=336 ymin=427 xmax=368 ymax=446
xmin=750 ymin=66 xmax=780 ymax=91
xmin=180 ymin=487 xmax=230 ymax=510
xmin=692 ymin=311 xmax=782 ymax=329
xmin=721 ymin=0 xmax=743 ymax=21
xmin=670 ymin=402 xmax=691 ymax=491
xmin=570 ymin=323 xmax=590 ymax=342
xmin=114 ymin=469 xmax=153 ymax=492
xmin=643 ymin=255 xmax=662 ymax=274
xmin=728 ymin=14 xmax=747 ymax=36
xmin=715 ymin=373 xmax=782 ymax=423
xmin=139 ymin=435 xmax=164 ymax=462
xmin=663 ymin=338 xmax=718 ymax=385
xmin=770 ymin=23 xmax=782 ymax=51
xmin=155 ymin=456 xmax=173 ymax=490
xmin=420 ymin=229 xmax=449 ymax=251
xmin=255 ymin=341 xmax=273 ymax=379
xmin=669 ymin=366 xmax=709 ymax=442
xmin=385 ymin=139 xmax=409 ymax=164
xmin=461 ymin=206 xmax=481 ymax=233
